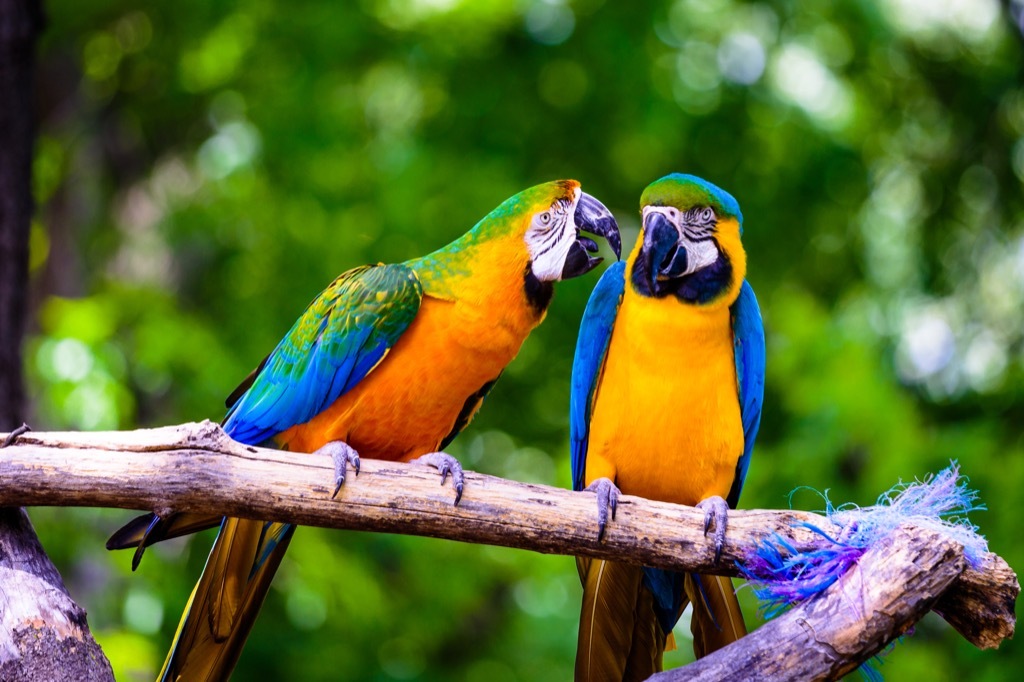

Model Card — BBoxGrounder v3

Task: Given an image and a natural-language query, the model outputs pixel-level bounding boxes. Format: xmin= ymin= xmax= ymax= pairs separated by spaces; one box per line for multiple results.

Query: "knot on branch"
xmin=182 ymin=420 xmax=232 ymax=450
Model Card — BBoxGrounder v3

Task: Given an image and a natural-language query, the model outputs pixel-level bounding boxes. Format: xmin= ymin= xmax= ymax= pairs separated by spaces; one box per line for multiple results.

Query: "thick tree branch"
xmin=0 ymin=421 xmax=1017 ymax=655
xmin=652 ymin=526 xmax=966 ymax=681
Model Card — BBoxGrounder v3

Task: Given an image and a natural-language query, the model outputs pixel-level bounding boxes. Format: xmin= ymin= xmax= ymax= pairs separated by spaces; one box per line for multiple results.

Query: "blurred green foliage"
xmin=23 ymin=0 xmax=1023 ymax=679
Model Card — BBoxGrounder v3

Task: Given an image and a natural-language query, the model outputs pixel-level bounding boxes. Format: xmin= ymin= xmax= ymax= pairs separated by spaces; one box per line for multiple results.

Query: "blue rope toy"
xmin=741 ymin=462 xmax=986 ymax=615
xmin=738 ymin=463 xmax=987 ymax=678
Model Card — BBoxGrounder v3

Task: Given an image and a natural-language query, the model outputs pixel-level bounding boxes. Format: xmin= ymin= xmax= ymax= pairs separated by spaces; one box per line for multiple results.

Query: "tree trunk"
xmin=0 ymin=1 xmax=113 ymax=678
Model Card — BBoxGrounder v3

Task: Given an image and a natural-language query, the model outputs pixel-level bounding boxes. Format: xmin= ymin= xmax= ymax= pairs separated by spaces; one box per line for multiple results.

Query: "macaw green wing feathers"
xmin=570 ymin=260 xmax=626 ymax=492
xmin=726 ymin=280 xmax=765 ymax=508
xmin=224 ymin=263 xmax=423 ymax=445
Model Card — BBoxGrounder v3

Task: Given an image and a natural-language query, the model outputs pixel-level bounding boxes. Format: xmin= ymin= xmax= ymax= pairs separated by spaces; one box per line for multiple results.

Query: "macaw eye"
xmin=539 ymin=212 xmax=552 ymax=226
xmin=700 ymin=207 xmax=715 ymax=222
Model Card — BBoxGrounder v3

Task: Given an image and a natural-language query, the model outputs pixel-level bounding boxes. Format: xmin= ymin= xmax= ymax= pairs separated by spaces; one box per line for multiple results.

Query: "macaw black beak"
xmin=562 ymin=192 xmax=622 ymax=280
xmin=642 ymin=211 xmax=688 ymax=291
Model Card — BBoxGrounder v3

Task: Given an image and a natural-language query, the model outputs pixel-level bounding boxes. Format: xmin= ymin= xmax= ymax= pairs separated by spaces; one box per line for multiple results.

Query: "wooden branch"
xmin=0 ymin=422 xmax=1017 ymax=652
xmin=651 ymin=525 xmax=966 ymax=681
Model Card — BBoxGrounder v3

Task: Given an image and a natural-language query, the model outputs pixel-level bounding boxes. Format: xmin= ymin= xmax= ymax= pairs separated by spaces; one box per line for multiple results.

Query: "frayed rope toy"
xmin=740 ymin=463 xmax=987 ymax=619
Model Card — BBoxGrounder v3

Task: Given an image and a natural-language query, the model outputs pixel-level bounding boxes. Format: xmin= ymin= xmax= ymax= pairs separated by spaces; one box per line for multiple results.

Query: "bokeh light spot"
xmin=717 ymin=32 xmax=765 ymax=85
xmin=525 ymin=0 xmax=575 ymax=46
xmin=123 ymin=589 xmax=164 ymax=635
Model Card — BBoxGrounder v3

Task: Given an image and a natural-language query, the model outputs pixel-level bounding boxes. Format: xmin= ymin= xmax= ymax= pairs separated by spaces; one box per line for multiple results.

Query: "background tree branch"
xmin=0 ymin=421 xmax=1016 ymax=659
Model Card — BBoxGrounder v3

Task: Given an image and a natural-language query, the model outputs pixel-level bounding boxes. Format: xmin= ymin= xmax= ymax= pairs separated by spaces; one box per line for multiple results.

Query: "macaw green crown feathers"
xmin=433 ymin=179 xmax=580 ymax=248
xmin=641 ymin=173 xmax=744 ymax=230
xmin=409 ymin=179 xmax=581 ymax=293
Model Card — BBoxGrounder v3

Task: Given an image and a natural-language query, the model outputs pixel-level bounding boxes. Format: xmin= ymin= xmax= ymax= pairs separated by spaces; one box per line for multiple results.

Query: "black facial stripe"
xmin=677 ymin=206 xmax=717 ymax=235
xmin=532 ymin=219 xmax=569 ymax=258
xmin=683 ymin=228 xmax=716 ymax=241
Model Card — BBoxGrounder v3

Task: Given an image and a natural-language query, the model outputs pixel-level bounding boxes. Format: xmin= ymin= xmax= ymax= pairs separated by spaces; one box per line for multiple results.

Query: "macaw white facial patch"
xmin=525 ymin=188 xmax=580 ymax=282
xmin=643 ymin=204 xmax=721 ymax=276
xmin=679 ymin=236 xmax=719 ymax=275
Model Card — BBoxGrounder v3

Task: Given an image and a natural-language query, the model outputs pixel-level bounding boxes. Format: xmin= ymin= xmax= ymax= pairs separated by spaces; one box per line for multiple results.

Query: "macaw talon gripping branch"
xmin=315 ymin=440 xmax=361 ymax=498
xmin=585 ymin=476 xmax=621 ymax=542
xmin=412 ymin=452 xmax=466 ymax=506
xmin=696 ymin=495 xmax=731 ymax=564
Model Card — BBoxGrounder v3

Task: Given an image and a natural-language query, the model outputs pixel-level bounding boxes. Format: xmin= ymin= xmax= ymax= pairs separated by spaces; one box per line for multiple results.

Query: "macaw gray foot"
xmin=696 ymin=495 xmax=730 ymax=563
xmin=1 ymin=423 xmax=31 ymax=448
xmin=412 ymin=452 xmax=465 ymax=505
xmin=315 ymin=441 xmax=361 ymax=498
xmin=585 ymin=477 xmax=620 ymax=542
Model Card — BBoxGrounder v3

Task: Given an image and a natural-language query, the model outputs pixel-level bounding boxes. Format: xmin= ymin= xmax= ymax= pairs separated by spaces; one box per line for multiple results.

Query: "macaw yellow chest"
xmin=278 ymin=290 xmax=540 ymax=460
xmin=586 ymin=292 xmax=743 ymax=506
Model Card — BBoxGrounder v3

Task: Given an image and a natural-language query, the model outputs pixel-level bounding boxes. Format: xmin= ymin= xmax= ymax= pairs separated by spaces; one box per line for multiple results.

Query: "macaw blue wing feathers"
xmin=726 ymin=280 xmax=765 ymax=508
xmin=223 ymin=264 xmax=423 ymax=445
xmin=570 ymin=260 xmax=626 ymax=492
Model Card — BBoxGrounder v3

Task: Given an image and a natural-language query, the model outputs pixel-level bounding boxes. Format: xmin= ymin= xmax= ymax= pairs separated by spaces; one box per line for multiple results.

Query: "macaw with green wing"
xmin=570 ymin=174 xmax=765 ymax=680
xmin=108 ymin=179 xmax=620 ymax=681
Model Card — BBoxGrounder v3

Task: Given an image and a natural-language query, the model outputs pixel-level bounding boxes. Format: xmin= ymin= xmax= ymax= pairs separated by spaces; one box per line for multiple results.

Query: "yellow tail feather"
xmin=686 ymin=573 xmax=747 ymax=659
xmin=575 ymin=561 xmax=746 ymax=682
xmin=159 ymin=518 xmax=294 ymax=682
xmin=575 ymin=557 xmax=666 ymax=682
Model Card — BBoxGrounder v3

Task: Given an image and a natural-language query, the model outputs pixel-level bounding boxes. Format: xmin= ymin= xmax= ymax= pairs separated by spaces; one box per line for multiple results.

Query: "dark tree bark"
xmin=0 ymin=1 xmax=113 ymax=678
xmin=0 ymin=1 xmax=37 ymax=420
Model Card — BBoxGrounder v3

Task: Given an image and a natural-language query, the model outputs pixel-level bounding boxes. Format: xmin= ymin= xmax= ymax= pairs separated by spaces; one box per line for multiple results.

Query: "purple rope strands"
xmin=738 ymin=463 xmax=987 ymax=680
xmin=741 ymin=462 xmax=987 ymax=617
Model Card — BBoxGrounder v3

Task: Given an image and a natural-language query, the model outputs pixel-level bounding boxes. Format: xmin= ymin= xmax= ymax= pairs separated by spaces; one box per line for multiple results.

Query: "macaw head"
xmin=630 ymin=173 xmax=746 ymax=306
xmin=510 ymin=179 xmax=622 ymax=283
xmin=470 ymin=179 xmax=620 ymax=285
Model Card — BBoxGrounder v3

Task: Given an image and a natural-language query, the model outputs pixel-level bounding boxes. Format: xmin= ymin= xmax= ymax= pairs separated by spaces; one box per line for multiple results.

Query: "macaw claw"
xmin=315 ymin=441 xmax=361 ymax=498
xmin=1 ymin=423 xmax=31 ymax=448
xmin=412 ymin=452 xmax=465 ymax=506
xmin=696 ymin=495 xmax=730 ymax=564
xmin=585 ymin=477 xmax=620 ymax=542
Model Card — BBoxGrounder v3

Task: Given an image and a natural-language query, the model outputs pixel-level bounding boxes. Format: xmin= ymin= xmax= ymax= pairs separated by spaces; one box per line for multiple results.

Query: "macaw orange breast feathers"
xmin=278 ymin=288 xmax=540 ymax=459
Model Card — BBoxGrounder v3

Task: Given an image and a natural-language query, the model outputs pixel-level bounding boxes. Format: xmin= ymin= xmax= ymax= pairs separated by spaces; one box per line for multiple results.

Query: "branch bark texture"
xmin=0 ymin=421 xmax=1016 ymax=658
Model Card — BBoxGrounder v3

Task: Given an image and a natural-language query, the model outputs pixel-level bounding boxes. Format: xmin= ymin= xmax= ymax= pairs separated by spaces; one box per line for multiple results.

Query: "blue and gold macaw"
xmin=107 ymin=180 xmax=620 ymax=681
xmin=569 ymin=174 xmax=765 ymax=680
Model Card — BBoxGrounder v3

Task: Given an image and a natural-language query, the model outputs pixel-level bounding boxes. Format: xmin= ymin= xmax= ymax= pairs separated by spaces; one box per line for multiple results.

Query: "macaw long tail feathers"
xmin=160 ymin=518 xmax=295 ymax=682
xmin=107 ymin=512 xmax=224 ymax=570
xmin=106 ymin=512 xmax=224 ymax=551
xmin=575 ymin=557 xmax=666 ymax=682
xmin=686 ymin=573 xmax=747 ymax=658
